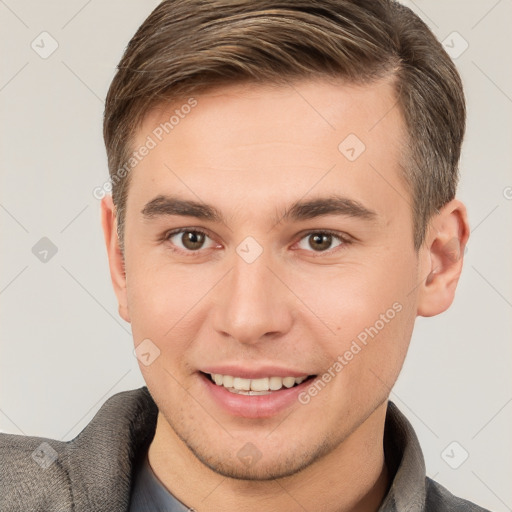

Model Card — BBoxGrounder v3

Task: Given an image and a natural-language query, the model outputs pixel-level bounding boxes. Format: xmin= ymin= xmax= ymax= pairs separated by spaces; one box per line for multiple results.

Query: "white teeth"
xmin=233 ymin=377 xmax=251 ymax=391
xmin=269 ymin=376 xmax=283 ymax=390
xmin=209 ymin=373 xmax=309 ymax=393
xmin=222 ymin=375 xmax=234 ymax=388
xmin=282 ymin=377 xmax=296 ymax=388
xmin=250 ymin=377 xmax=269 ymax=391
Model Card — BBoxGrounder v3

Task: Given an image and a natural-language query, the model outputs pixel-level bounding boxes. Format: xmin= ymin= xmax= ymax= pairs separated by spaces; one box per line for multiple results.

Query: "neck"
xmin=148 ymin=401 xmax=390 ymax=512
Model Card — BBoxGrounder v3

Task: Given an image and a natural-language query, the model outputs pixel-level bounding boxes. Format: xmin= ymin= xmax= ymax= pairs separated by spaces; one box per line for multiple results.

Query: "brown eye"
xmin=296 ymin=231 xmax=346 ymax=253
xmin=181 ymin=231 xmax=205 ymax=250
xmin=309 ymin=233 xmax=333 ymax=251
xmin=166 ymin=229 xmax=215 ymax=252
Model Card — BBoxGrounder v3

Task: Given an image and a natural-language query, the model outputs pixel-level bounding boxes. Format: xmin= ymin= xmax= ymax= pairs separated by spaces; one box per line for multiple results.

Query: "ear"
xmin=417 ymin=199 xmax=470 ymax=317
xmin=100 ymin=195 xmax=131 ymax=323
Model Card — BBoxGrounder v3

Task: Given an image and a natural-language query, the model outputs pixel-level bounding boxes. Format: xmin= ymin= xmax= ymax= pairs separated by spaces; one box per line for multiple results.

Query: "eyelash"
xmin=163 ymin=228 xmax=352 ymax=257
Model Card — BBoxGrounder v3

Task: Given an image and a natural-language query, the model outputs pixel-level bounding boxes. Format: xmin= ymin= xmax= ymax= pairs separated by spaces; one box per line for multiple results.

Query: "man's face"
xmin=121 ymin=79 xmax=422 ymax=479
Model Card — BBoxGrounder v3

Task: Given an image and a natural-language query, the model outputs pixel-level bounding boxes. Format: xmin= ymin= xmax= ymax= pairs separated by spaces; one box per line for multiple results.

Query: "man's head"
xmin=101 ymin=0 xmax=469 ymax=483
xmin=103 ymin=0 xmax=465 ymax=253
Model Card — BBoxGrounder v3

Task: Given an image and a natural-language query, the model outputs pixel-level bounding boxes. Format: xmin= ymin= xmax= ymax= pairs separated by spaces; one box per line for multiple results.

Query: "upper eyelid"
xmin=295 ymin=228 xmax=351 ymax=241
xmin=164 ymin=226 xmax=213 ymax=239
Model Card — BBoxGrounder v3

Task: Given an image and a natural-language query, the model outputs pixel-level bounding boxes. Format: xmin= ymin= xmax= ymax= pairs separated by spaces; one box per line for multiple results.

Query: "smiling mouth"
xmin=202 ymin=372 xmax=316 ymax=395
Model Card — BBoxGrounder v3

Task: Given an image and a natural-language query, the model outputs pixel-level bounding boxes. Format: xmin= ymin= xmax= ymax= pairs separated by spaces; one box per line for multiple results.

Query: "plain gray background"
xmin=1 ymin=1 xmax=511 ymax=510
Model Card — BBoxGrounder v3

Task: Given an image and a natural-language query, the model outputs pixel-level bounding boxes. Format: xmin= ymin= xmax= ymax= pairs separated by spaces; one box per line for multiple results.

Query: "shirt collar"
xmin=129 ymin=453 xmax=190 ymax=512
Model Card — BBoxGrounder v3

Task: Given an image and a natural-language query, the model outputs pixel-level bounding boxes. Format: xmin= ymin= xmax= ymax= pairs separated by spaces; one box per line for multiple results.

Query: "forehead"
xmin=128 ymin=78 xmax=409 ymax=225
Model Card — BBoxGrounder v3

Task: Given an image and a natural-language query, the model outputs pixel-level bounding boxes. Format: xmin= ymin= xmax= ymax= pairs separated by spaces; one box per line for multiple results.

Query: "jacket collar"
xmin=66 ymin=387 xmax=158 ymax=512
xmin=378 ymin=401 xmax=426 ymax=511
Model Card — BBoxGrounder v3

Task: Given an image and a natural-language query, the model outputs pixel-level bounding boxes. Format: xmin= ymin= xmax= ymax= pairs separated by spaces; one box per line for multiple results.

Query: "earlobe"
xmin=417 ymin=199 xmax=470 ymax=318
xmin=100 ymin=196 xmax=131 ymax=323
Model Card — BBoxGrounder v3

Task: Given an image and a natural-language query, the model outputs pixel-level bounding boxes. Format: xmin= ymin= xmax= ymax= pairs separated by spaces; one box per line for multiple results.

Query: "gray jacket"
xmin=0 ymin=387 xmax=491 ymax=511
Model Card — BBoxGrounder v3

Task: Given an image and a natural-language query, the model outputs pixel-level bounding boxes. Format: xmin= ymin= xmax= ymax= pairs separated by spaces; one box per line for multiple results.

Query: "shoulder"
xmin=425 ymin=477 xmax=492 ymax=512
xmin=0 ymin=432 xmax=72 ymax=510
xmin=0 ymin=387 xmax=157 ymax=511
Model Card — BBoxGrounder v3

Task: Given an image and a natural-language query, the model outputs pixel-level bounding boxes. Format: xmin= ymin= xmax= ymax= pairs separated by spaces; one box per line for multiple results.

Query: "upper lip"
xmin=201 ymin=365 xmax=313 ymax=379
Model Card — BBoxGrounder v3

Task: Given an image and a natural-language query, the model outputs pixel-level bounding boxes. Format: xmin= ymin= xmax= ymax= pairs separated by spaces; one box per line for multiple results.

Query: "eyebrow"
xmin=141 ymin=194 xmax=378 ymax=224
xmin=282 ymin=195 xmax=377 ymax=223
xmin=142 ymin=195 xmax=223 ymax=222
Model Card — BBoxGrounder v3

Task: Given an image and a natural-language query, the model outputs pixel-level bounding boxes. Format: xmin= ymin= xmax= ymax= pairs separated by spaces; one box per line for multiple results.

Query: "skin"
xmin=101 ymin=78 xmax=469 ymax=512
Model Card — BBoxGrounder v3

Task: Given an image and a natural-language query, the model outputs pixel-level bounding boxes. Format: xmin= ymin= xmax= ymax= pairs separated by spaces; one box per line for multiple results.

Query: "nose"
xmin=212 ymin=251 xmax=294 ymax=345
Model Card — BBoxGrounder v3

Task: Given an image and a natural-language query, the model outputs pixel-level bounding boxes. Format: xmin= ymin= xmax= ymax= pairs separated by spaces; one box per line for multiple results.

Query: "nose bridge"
xmin=213 ymin=248 xmax=292 ymax=344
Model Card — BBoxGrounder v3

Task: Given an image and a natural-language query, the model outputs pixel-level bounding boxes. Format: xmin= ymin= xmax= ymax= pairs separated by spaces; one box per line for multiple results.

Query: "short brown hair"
xmin=103 ymin=0 xmax=465 ymax=250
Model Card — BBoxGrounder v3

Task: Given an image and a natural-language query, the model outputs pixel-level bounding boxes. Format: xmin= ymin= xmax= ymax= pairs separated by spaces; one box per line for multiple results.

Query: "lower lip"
xmin=200 ymin=373 xmax=314 ymax=419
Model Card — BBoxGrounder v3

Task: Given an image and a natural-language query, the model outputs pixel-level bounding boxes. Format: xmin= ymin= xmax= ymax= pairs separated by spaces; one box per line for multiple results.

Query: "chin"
xmin=175 ymin=425 xmax=337 ymax=481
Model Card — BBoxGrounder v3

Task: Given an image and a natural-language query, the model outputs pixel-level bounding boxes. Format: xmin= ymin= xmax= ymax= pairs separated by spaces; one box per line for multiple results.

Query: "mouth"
xmin=198 ymin=366 xmax=319 ymax=418
xmin=201 ymin=371 xmax=317 ymax=395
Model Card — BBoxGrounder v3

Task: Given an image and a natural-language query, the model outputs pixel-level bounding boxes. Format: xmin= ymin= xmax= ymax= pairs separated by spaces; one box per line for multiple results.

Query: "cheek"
xmin=125 ymin=260 xmax=206 ymax=387
xmin=124 ymin=253 xmax=217 ymax=347
xmin=292 ymin=250 xmax=418 ymax=388
xmin=124 ymin=252 xmax=174 ymax=340
xmin=295 ymin=260 xmax=414 ymax=337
